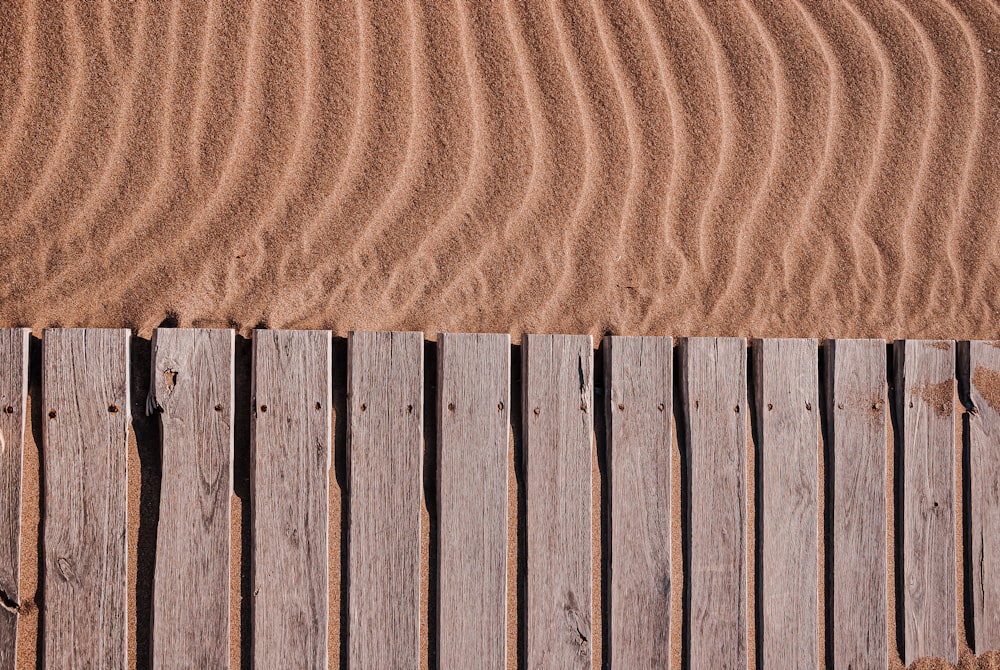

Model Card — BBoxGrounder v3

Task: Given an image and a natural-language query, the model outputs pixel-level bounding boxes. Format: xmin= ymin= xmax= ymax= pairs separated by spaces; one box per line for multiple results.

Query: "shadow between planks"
xmin=9 ymin=331 xmax=1000 ymax=669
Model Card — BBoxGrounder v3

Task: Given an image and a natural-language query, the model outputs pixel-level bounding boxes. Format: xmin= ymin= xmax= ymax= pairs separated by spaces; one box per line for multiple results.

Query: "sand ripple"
xmin=0 ymin=0 xmax=998 ymax=340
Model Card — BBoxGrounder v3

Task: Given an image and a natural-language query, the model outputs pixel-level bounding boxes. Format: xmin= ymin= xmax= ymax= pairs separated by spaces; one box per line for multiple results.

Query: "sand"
xmin=3 ymin=0 xmax=1000 ymax=668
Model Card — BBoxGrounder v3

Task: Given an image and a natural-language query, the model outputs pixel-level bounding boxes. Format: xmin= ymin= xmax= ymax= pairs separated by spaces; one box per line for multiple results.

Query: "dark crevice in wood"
xmin=27 ymin=334 xmax=43 ymax=670
xmin=747 ymin=341 xmax=764 ymax=669
xmin=331 ymin=336 xmax=349 ymax=670
xmin=130 ymin=336 xmax=160 ymax=670
xmin=819 ymin=341 xmax=835 ymax=670
xmin=510 ymin=342 xmax=526 ymax=670
xmin=423 ymin=339 xmax=439 ymax=670
xmin=233 ymin=334 xmax=253 ymax=670
xmin=673 ymin=341 xmax=691 ymax=670
xmin=888 ymin=341 xmax=906 ymax=662
xmin=957 ymin=341 xmax=976 ymax=651
xmin=594 ymin=339 xmax=609 ymax=669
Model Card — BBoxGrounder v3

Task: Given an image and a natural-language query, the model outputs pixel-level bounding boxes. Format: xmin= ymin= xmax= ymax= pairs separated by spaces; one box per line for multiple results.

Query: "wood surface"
xmin=348 ymin=331 xmax=423 ymax=669
xmin=825 ymin=339 xmax=888 ymax=669
xmin=523 ymin=334 xmax=593 ymax=669
xmin=0 ymin=329 xmax=28 ymax=670
xmin=967 ymin=341 xmax=1000 ymax=652
xmin=437 ymin=333 xmax=510 ymax=669
xmin=895 ymin=339 xmax=957 ymax=664
xmin=42 ymin=328 xmax=130 ymax=669
xmin=753 ymin=338 xmax=818 ymax=668
xmin=149 ymin=328 xmax=234 ymax=668
xmin=678 ymin=337 xmax=747 ymax=670
xmin=604 ymin=336 xmax=672 ymax=669
xmin=251 ymin=329 xmax=332 ymax=667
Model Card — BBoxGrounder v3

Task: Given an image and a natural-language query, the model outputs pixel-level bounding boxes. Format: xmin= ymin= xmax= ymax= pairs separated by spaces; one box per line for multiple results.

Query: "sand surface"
xmin=4 ymin=1 xmax=1000 ymax=669
xmin=1 ymin=1 xmax=999 ymax=340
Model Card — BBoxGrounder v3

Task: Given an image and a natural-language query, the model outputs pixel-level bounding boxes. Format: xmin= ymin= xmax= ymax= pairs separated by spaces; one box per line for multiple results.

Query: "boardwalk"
xmin=0 ymin=329 xmax=996 ymax=668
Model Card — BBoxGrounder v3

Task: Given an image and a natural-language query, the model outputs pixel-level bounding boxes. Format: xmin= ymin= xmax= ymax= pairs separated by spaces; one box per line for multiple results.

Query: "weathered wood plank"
xmin=679 ymin=337 xmax=747 ymax=670
xmin=605 ymin=336 xmax=672 ymax=669
xmin=42 ymin=328 xmax=130 ymax=668
xmin=967 ymin=341 xmax=1000 ymax=652
xmin=523 ymin=334 xmax=593 ymax=668
xmin=895 ymin=339 xmax=957 ymax=664
xmin=348 ymin=331 xmax=423 ymax=668
xmin=753 ymin=338 xmax=818 ymax=668
xmin=149 ymin=328 xmax=234 ymax=668
xmin=0 ymin=329 xmax=28 ymax=669
xmin=825 ymin=339 xmax=888 ymax=670
xmin=437 ymin=333 xmax=509 ymax=668
xmin=251 ymin=329 xmax=332 ymax=667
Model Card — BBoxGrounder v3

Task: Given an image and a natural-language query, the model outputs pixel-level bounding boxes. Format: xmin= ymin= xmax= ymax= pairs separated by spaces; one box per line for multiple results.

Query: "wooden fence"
xmin=0 ymin=328 xmax=997 ymax=668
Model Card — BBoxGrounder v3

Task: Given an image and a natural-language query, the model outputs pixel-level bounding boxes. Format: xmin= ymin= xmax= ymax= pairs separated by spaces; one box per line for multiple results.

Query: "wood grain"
xmin=42 ymin=328 xmax=130 ymax=669
xmin=753 ymin=338 xmax=818 ymax=668
xmin=678 ymin=337 xmax=747 ymax=670
xmin=0 ymin=329 xmax=28 ymax=670
xmin=895 ymin=339 xmax=957 ymax=664
xmin=967 ymin=341 xmax=1000 ymax=652
xmin=825 ymin=339 xmax=887 ymax=670
xmin=437 ymin=333 xmax=509 ymax=669
xmin=251 ymin=329 xmax=332 ymax=667
xmin=523 ymin=334 xmax=593 ymax=668
xmin=604 ymin=336 xmax=672 ymax=669
xmin=149 ymin=328 xmax=234 ymax=668
xmin=348 ymin=331 xmax=423 ymax=669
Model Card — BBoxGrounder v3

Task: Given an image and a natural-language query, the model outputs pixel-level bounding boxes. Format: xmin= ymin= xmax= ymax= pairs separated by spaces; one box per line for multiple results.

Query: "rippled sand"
xmin=1 ymin=1 xmax=998 ymax=340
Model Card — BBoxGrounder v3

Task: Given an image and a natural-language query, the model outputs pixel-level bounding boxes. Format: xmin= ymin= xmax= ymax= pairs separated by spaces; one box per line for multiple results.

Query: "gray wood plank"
xmin=523 ymin=334 xmax=593 ymax=669
xmin=753 ymin=338 xmax=818 ymax=668
xmin=679 ymin=337 xmax=747 ymax=670
xmin=0 ymin=329 xmax=28 ymax=669
xmin=149 ymin=328 xmax=234 ymax=668
xmin=437 ymin=333 xmax=509 ymax=669
xmin=967 ymin=341 xmax=1000 ymax=652
xmin=251 ymin=329 xmax=332 ymax=667
xmin=825 ymin=339 xmax=888 ymax=670
xmin=348 ymin=331 xmax=423 ymax=669
xmin=42 ymin=328 xmax=130 ymax=668
xmin=895 ymin=339 xmax=958 ymax=664
xmin=605 ymin=336 xmax=672 ymax=669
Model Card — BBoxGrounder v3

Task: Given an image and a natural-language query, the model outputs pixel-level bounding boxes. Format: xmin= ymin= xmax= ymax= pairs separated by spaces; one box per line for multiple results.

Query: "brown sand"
xmin=4 ymin=1 xmax=1000 ymax=668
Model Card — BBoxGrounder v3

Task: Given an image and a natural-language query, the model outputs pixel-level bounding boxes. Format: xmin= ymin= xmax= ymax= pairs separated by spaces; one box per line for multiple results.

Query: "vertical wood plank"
xmin=348 ymin=331 xmax=423 ymax=668
xmin=149 ymin=328 xmax=234 ymax=668
xmin=605 ymin=336 xmax=672 ymax=669
xmin=895 ymin=339 xmax=958 ymax=664
xmin=753 ymin=338 xmax=818 ymax=668
xmin=966 ymin=341 xmax=1000 ymax=652
xmin=679 ymin=337 xmax=747 ymax=670
xmin=251 ymin=330 xmax=332 ymax=667
xmin=523 ymin=334 xmax=593 ymax=669
xmin=0 ymin=329 xmax=28 ymax=669
xmin=42 ymin=328 xmax=130 ymax=668
xmin=825 ymin=339 xmax=887 ymax=669
xmin=437 ymin=333 xmax=509 ymax=668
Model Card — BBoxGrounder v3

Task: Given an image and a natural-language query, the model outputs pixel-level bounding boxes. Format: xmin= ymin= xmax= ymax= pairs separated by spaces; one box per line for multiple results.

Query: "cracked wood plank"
xmin=605 ymin=336 xmax=672 ymax=669
xmin=150 ymin=328 xmax=234 ymax=668
xmin=523 ymin=334 xmax=593 ymax=669
xmin=679 ymin=337 xmax=747 ymax=670
xmin=967 ymin=341 xmax=1000 ymax=652
xmin=437 ymin=333 xmax=509 ymax=668
xmin=42 ymin=328 xmax=130 ymax=668
xmin=895 ymin=339 xmax=958 ymax=664
xmin=753 ymin=338 xmax=818 ymax=668
xmin=251 ymin=330 xmax=332 ymax=667
xmin=348 ymin=331 xmax=423 ymax=668
xmin=0 ymin=329 xmax=28 ymax=669
xmin=825 ymin=339 xmax=888 ymax=669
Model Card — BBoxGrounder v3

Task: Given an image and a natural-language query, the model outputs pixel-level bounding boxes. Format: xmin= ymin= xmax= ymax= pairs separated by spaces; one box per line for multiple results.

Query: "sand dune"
xmin=0 ymin=0 xmax=998 ymax=340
